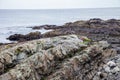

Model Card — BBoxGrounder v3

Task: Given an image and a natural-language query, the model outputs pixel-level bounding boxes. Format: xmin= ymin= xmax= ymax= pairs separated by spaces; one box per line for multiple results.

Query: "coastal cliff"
xmin=0 ymin=35 xmax=119 ymax=80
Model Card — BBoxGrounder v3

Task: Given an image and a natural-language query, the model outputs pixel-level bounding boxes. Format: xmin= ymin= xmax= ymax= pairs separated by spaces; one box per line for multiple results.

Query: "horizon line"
xmin=0 ymin=7 xmax=120 ymax=10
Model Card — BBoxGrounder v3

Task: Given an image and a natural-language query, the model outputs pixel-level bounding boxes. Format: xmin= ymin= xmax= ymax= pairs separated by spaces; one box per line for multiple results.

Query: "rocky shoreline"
xmin=7 ymin=18 xmax=120 ymax=51
xmin=1 ymin=18 xmax=120 ymax=80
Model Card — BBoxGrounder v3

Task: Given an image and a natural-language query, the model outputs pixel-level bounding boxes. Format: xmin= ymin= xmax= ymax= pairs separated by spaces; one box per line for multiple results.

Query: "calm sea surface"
xmin=0 ymin=8 xmax=120 ymax=43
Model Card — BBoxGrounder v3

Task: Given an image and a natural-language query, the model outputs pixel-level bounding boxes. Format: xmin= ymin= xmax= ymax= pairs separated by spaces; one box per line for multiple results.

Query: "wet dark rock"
xmin=32 ymin=25 xmax=59 ymax=30
xmin=32 ymin=26 xmax=42 ymax=30
xmin=7 ymin=34 xmax=24 ymax=41
xmin=0 ymin=43 xmax=3 ymax=46
xmin=106 ymin=19 xmax=120 ymax=27
xmin=87 ymin=18 xmax=107 ymax=27
xmin=7 ymin=31 xmax=42 ymax=42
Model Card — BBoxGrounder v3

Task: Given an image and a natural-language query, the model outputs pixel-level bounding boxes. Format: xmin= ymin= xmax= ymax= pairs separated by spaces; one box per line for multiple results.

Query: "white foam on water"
xmin=0 ymin=26 xmax=53 ymax=43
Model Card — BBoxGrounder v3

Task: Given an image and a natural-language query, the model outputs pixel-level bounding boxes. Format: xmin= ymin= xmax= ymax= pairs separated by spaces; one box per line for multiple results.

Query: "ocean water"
xmin=0 ymin=8 xmax=120 ymax=43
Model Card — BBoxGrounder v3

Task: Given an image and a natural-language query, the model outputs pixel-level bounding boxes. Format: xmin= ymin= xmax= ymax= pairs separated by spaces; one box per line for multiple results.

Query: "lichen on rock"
xmin=0 ymin=35 xmax=118 ymax=80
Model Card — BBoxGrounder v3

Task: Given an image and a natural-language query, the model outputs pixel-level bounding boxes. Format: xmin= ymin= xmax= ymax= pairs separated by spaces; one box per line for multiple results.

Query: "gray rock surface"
xmin=0 ymin=35 xmax=118 ymax=80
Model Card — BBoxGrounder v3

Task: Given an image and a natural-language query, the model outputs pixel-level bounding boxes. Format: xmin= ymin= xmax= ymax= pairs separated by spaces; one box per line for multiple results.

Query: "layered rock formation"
xmin=0 ymin=35 xmax=118 ymax=80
